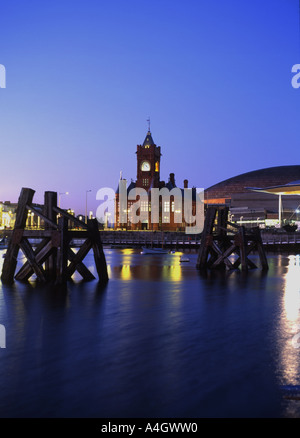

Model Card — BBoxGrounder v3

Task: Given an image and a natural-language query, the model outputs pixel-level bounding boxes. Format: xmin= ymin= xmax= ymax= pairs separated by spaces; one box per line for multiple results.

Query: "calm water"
xmin=1 ymin=247 xmax=300 ymax=418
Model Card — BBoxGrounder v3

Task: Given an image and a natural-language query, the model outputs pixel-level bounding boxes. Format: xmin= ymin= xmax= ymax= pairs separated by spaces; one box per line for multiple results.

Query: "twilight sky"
xmin=0 ymin=0 xmax=299 ymax=215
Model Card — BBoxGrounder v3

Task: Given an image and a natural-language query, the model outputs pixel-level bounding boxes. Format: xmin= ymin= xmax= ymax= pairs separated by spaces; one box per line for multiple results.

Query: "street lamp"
xmin=85 ymin=190 xmax=91 ymax=224
xmin=59 ymin=191 xmax=69 ymax=208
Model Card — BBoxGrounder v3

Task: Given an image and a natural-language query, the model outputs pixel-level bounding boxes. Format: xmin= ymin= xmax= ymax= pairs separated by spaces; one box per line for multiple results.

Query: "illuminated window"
xmin=155 ymin=161 xmax=159 ymax=172
xmin=164 ymin=201 xmax=170 ymax=212
xmin=141 ymin=201 xmax=148 ymax=212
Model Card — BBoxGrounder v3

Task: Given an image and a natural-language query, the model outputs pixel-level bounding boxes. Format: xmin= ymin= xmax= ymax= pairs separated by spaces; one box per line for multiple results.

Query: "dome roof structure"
xmin=205 ymin=166 xmax=300 ymax=201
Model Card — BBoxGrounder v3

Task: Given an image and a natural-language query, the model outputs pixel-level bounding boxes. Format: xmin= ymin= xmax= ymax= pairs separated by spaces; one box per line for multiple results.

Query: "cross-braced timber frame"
xmin=1 ymin=188 xmax=109 ymax=285
xmin=196 ymin=206 xmax=268 ymax=271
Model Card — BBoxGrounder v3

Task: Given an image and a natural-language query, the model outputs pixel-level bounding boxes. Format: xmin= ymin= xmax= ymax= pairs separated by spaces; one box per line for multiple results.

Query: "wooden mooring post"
xmin=196 ymin=206 xmax=268 ymax=271
xmin=1 ymin=188 xmax=109 ymax=285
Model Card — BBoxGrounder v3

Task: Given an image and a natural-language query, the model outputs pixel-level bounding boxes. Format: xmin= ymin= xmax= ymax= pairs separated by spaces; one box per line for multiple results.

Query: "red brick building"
xmin=114 ymin=130 xmax=197 ymax=231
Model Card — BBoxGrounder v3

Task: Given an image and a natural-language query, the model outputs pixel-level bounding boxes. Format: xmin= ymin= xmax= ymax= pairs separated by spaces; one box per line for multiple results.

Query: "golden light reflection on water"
xmin=162 ymin=263 xmax=182 ymax=282
xmin=122 ymin=248 xmax=135 ymax=255
xmin=283 ymin=255 xmax=300 ymax=323
xmin=108 ymin=249 xmax=184 ymax=282
xmin=278 ymin=255 xmax=300 ymax=385
xmin=121 ymin=264 xmax=132 ymax=281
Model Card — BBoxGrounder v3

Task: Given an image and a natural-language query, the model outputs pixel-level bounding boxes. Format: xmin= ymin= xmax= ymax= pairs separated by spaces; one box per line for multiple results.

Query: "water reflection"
xmin=121 ymin=265 xmax=132 ymax=281
xmin=277 ymin=255 xmax=300 ymax=388
xmin=105 ymin=249 xmax=186 ymax=283
xmin=1 ymin=248 xmax=299 ymax=417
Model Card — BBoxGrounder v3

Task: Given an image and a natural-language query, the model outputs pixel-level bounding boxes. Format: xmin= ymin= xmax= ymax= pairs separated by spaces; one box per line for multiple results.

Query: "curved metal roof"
xmin=205 ymin=166 xmax=300 ymax=199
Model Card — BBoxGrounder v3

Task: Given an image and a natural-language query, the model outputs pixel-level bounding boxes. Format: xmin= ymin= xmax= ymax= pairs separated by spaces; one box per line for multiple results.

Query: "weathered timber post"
xmin=196 ymin=207 xmax=217 ymax=269
xmin=56 ymin=216 xmax=69 ymax=285
xmin=252 ymin=226 xmax=268 ymax=270
xmin=196 ymin=206 xmax=268 ymax=272
xmin=87 ymin=218 xmax=108 ymax=284
xmin=216 ymin=207 xmax=228 ymax=237
xmin=237 ymin=226 xmax=248 ymax=272
xmin=1 ymin=188 xmax=109 ymax=285
xmin=1 ymin=188 xmax=35 ymax=284
xmin=44 ymin=191 xmax=58 ymax=279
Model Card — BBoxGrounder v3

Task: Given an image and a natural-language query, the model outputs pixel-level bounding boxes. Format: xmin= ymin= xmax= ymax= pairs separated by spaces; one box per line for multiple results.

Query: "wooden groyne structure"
xmin=196 ymin=206 xmax=268 ymax=271
xmin=1 ymin=188 xmax=108 ymax=285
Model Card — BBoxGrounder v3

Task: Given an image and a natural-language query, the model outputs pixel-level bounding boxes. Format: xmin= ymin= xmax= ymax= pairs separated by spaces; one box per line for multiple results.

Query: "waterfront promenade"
xmin=2 ymin=229 xmax=300 ymax=252
xmin=92 ymin=230 xmax=300 ymax=252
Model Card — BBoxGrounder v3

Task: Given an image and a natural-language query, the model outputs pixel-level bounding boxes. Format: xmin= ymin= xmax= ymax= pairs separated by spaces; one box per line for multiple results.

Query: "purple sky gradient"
xmin=0 ymin=0 xmax=299 ymax=216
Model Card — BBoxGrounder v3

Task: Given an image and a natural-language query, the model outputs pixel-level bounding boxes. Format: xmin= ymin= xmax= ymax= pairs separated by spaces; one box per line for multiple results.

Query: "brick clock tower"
xmin=115 ymin=126 xmax=188 ymax=231
xmin=136 ymin=130 xmax=161 ymax=190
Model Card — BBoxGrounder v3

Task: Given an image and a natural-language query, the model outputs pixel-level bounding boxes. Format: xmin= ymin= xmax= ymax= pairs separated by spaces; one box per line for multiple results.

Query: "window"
xmin=141 ymin=201 xmax=148 ymax=212
xmin=164 ymin=201 xmax=170 ymax=212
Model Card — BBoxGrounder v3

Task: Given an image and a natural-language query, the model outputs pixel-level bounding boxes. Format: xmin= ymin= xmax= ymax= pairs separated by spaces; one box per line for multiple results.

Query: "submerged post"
xmin=88 ymin=218 xmax=109 ymax=284
xmin=44 ymin=191 xmax=58 ymax=278
xmin=56 ymin=216 xmax=69 ymax=285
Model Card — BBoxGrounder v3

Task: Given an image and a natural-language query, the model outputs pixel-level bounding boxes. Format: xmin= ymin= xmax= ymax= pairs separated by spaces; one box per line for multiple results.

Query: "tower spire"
xmin=147 ymin=116 xmax=151 ymax=132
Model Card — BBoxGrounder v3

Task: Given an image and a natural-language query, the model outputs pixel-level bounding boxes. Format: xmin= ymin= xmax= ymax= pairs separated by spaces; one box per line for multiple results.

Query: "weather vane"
xmin=147 ymin=117 xmax=151 ymax=132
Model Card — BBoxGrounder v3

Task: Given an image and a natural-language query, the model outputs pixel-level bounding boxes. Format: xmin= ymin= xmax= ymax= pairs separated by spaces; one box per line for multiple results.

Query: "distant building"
xmin=204 ymin=166 xmax=300 ymax=227
xmin=0 ymin=200 xmax=74 ymax=230
xmin=114 ymin=130 xmax=197 ymax=231
xmin=0 ymin=202 xmax=17 ymax=229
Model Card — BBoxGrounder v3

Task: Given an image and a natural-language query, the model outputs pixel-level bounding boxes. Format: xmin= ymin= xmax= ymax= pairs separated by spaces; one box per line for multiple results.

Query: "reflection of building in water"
xmin=121 ymin=265 xmax=131 ymax=281
xmin=277 ymin=255 xmax=300 ymax=386
xmin=162 ymin=264 xmax=182 ymax=282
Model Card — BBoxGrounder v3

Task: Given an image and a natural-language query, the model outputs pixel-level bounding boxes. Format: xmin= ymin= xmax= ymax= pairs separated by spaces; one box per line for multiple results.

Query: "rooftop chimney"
xmin=184 ymin=179 xmax=188 ymax=188
xmin=169 ymin=173 xmax=175 ymax=187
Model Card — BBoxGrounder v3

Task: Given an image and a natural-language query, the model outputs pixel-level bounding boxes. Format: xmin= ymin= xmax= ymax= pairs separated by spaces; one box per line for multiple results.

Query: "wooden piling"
xmin=196 ymin=206 xmax=268 ymax=272
xmin=56 ymin=216 xmax=69 ymax=285
xmin=1 ymin=187 xmax=109 ymax=285
xmin=44 ymin=191 xmax=58 ymax=278
xmin=196 ymin=207 xmax=217 ymax=269
xmin=88 ymin=219 xmax=109 ymax=284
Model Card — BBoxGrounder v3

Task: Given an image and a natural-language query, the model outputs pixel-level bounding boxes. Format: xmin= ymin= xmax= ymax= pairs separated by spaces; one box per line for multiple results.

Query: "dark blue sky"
xmin=0 ymin=0 xmax=299 ymax=214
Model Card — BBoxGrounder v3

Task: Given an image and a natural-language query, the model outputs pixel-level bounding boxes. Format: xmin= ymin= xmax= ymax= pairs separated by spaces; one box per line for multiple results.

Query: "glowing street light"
xmin=59 ymin=191 xmax=69 ymax=208
xmin=85 ymin=190 xmax=91 ymax=224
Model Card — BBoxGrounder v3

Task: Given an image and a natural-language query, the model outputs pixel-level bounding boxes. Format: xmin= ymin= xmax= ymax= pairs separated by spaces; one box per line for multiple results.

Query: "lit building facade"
xmin=204 ymin=165 xmax=300 ymax=228
xmin=114 ymin=130 xmax=197 ymax=231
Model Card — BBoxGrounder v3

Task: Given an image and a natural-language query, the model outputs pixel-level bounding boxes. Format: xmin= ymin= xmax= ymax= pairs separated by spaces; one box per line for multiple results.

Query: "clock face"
xmin=141 ymin=161 xmax=151 ymax=171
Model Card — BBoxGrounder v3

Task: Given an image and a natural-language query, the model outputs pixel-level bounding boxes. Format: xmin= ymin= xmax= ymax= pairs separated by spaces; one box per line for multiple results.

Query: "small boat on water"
xmin=141 ymin=247 xmax=169 ymax=254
